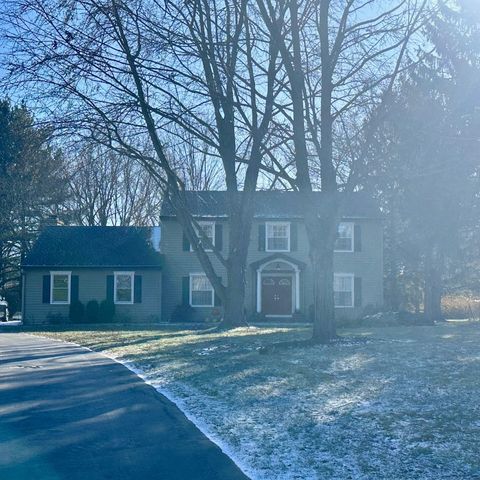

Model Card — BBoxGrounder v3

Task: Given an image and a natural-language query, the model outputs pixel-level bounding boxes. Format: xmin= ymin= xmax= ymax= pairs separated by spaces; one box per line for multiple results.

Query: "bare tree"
xmin=67 ymin=144 xmax=162 ymax=226
xmin=257 ymin=0 xmax=429 ymax=342
xmin=2 ymin=0 xmax=282 ymax=326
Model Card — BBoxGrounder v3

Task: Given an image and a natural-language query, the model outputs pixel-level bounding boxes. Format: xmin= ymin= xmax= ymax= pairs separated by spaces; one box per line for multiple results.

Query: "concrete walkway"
xmin=0 ymin=333 xmax=249 ymax=480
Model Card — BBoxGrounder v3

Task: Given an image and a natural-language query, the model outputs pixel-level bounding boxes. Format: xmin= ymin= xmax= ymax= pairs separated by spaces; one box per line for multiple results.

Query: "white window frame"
xmin=265 ymin=221 xmax=291 ymax=252
xmin=334 ymin=273 xmax=354 ymax=308
xmin=50 ymin=271 xmax=71 ymax=305
xmin=189 ymin=273 xmax=214 ymax=307
xmin=191 ymin=221 xmax=215 ymax=252
xmin=334 ymin=222 xmax=354 ymax=252
xmin=114 ymin=271 xmax=134 ymax=305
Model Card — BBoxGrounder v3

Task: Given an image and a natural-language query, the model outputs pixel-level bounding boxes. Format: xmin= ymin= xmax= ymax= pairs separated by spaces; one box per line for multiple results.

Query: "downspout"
xmin=21 ymin=270 xmax=26 ymax=322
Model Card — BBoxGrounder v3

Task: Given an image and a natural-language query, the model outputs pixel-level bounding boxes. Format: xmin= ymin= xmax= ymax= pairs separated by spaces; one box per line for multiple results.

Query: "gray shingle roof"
xmin=23 ymin=226 xmax=163 ymax=268
xmin=160 ymin=191 xmax=381 ymax=219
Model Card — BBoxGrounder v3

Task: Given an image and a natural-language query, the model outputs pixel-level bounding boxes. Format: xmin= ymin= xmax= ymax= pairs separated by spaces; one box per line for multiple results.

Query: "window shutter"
xmin=258 ymin=224 xmax=266 ymax=251
xmin=182 ymin=276 xmax=190 ymax=305
xmin=354 ymin=277 xmax=362 ymax=307
xmin=134 ymin=275 xmax=142 ymax=303
xmin=71 ymin=275 xmax=79 ymax=303
xmin=214 ymin=276 xmax=222 ymax=306
xmin=215 ymin=224 xmax=223 ymax=251
xmin=354 ymin=224 xmax=362 ymax=252
xmin=42 ymin=275 xmax=50 ymax=304
xmin=106 ymin=275 xmax=114 ymax=302
xmin=290 ymin=222 xmax=297 ymax=251
xmin=182 ymin=231 xmax=191 ymax=251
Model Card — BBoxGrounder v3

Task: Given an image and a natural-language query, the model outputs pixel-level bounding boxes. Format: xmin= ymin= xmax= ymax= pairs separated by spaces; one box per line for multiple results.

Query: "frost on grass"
xmin=35 ymin=324 xmax=480 ymax=479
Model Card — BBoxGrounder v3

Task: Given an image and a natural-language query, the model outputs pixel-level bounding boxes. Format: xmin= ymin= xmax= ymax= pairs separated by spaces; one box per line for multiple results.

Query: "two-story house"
xmin=21 ymin=191 xmax=383 ymax=324
xmin=160 ymin=191 xmax=383 ymax=322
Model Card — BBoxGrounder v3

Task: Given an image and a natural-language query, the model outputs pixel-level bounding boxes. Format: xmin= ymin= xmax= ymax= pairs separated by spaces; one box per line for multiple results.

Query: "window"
xmin=114 ymin=272 xmax=134 ymax=304
xmin=191 ymin=221 xmax=215 ymax=251
xmin=51 ymin=272 xmax=71 ymax=304
xmin=334 ymin=274 xmax=354 ymax=307
xmin=335 ymin=222 xmax=354 ymax=252
xmin=190 ymin=274 xmax=214 ymax=307
xmin=266 ymin=222 xmax=290 ymax=252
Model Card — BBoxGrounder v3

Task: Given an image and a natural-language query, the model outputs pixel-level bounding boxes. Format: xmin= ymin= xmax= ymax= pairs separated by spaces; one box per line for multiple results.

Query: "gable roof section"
xmin=160 ymin=191 xmax=381 ymax=219
xmin=23 ymin=226 xmax=163 ymax=268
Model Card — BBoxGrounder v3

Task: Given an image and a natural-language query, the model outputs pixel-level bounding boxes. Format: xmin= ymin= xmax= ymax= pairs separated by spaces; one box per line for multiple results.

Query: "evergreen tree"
xmin=0 ymin=99 xmax=66 ymax=311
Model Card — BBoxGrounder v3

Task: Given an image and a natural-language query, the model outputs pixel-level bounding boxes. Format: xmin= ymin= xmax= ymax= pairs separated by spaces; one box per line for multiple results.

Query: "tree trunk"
xmin=222 ymin=192 xmax=254 ymax=327
xmin=224 ymin=255 xmax=247 ymax=327
xmin=424 ymin=247 xmax=443 ymax=323
xmin=305 ymin=200 xmax=338 ymax=343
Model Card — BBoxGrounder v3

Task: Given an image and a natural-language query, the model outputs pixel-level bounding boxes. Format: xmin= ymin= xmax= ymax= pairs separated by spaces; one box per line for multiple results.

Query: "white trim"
xmin=265 ymin=221 xmax=291 ymax=252
xmin=114 ymin=271 xmax=134 ymax=305
xmin=334 ymin=273 xmax=355 ymax=308
xmin=334 ymin=222 xmax=354 ymax=252
xmin=50 ymin=271 xmax=71 ymax=305
xmin=189 ymin=273 xmax=214 ymax=307
xmin=191 ymin=221 xmax=215 ymax=252
xmin=256 ymin=258 xmax=300 ymax=313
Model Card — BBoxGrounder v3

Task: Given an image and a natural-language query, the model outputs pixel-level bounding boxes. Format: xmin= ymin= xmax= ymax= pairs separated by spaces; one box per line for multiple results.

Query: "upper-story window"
xmin=266 ymin=222 xmax=290 ymax=252
xmin=50 ymin=271 xmax=71 ymax=304
xmin=192 ymin=221 xmax=215 ymax=251
xmin=334 ymin=222 xmax=354 ymax=252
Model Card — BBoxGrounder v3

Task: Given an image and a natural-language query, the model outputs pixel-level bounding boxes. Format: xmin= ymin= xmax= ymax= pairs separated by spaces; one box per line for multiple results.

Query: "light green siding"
xmin=23 ymin=268 xmax=161 ymax=324
xmin=160 ymin=217 xmax=383 ymax=322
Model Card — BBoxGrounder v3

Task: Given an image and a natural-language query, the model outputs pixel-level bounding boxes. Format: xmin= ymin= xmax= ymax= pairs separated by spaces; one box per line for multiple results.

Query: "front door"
xmin=261 ymin=276 xmax=292 ymax=315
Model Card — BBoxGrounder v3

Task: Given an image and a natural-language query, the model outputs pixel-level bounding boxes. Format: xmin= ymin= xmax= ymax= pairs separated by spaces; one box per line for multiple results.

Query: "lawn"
xmin=29 ymin=323 xmax=480 ymax=479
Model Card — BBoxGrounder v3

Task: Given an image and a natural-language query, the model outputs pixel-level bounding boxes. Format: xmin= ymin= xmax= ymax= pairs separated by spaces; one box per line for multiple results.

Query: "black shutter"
xmin=354 ymin=224 xmax=362 ymax=252
xmin=258 ymin=224 xmax=266 ymax=251
xmin=182 ymin=231 xmax=191 ymax=251
xmin=215 ymin=223 xmax=223 ymax=251
xmin=42 ymin=275 xmax=50 ymax=304
xmin=182 ymin=276 xmax=190 ymax=305
xmin=214 ymin=276 xmax=222 ymax=306
xmin=134 ymin=275 xmax=142 ymax=303
xmin=71 ymin=275 xmax=79 ymax=303
xmin=106 ymin=275 xmax=114 ymax=302
xmin=290 ymin=222 xmax=297 ymax=251
xmin=354 ymin=277 xmax=362 ymax=307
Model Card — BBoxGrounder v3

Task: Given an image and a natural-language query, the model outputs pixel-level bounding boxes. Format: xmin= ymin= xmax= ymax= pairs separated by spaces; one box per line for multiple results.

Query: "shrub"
xmin=69 ymin=300 xmax=85 ymax=323
xmin=171 ymin=304 xmax=196 ymax=322
xmin=85 ymin=300 xmax=100 ymax=322
xmin=99 ymin=299 xmax=115 ymax=323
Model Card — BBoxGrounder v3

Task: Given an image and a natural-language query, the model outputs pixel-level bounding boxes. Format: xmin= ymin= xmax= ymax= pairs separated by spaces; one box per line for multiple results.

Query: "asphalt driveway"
xmin=0 ymin=333 xmax=248 ymax=480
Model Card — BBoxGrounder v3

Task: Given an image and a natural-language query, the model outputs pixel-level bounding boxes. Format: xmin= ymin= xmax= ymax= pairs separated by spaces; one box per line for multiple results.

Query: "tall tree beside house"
xmin=0 ymin=99 xmax=67 ymax=311
xmin=257 ymin=0 xmax=428 ymax=341
xmin=363 ymin=0 xmax=480 ymax=321
xmin=2 ymin=0 xmax=282 ymax=327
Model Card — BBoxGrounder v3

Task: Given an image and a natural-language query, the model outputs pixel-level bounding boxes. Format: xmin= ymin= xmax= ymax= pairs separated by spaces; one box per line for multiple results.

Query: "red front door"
xmin=261 ymin=276 xmax=292 ymax=315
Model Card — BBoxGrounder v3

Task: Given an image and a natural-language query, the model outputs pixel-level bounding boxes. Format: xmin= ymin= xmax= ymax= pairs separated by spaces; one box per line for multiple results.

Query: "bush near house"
xmin=85 ymin=300 xmax=100 ymax=322
xmin=99 ymin=299 xmax=115 ymax=322
xmin=171 ymin=304 xmax=197 ymax=322
xmin=69 ymin=300 xmax=85 ymax=323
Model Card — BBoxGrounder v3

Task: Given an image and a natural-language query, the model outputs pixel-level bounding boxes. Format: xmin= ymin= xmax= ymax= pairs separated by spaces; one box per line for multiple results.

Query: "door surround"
xmin=256 ymin=259 xmax=300 ymax=315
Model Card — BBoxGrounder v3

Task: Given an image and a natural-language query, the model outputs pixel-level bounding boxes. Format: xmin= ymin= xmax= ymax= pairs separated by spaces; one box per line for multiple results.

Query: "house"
xmin=160 ymin=191 xmax=383 ymax=323
xmin=22 ymin=191 xmax=383 ymax=324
